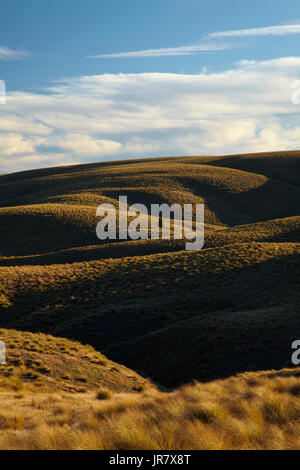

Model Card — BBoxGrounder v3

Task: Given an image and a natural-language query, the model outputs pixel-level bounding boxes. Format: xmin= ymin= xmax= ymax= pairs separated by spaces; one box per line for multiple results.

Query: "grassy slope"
xmin=0 ymin=151 xmax=300 ymax=449
xmin=0 ymin=152 xmax=300 ymax=387
xmin=0 ymin=329 xmax=149 ymax=393
xmin=0 ymin=366 xmax=300 ymax=449
xmin=0 ymin=241 xmax=299 ymax=383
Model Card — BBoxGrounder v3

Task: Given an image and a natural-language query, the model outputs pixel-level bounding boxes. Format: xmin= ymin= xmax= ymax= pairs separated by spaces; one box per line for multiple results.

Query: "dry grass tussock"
xmin=0 ymin=367 xmax=300 ymax=450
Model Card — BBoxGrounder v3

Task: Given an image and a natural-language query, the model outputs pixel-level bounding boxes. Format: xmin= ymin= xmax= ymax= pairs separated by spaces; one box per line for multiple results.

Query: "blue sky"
xmin=1 ymin=0 xmax=300 ymax=171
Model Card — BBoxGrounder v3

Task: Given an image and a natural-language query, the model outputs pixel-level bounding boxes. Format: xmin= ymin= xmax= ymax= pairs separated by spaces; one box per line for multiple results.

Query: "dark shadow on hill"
xmin=178 ymin=176 xmax=300 ymax=226
xmin=193 ymin=153 xmax=300 ymax=187
xmin=0 ymin=240 xmax=185 ymax=266
xmin=1 ymin=249 xmax=299 ymax=386
xmin=105 ymin=306 xmax=300 ymax=388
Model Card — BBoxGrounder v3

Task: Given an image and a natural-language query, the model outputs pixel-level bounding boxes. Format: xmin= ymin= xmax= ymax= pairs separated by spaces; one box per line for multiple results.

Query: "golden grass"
xmin=0 ymin=329 xmax=149 ymax=394
xmin=0 ymin=367 xmax=300 ymax=450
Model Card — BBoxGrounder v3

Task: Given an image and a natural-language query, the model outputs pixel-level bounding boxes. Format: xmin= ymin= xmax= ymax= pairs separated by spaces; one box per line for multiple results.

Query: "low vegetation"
xmin=0 ymin=151 xmax=299 ymax=449
xmin=0 ymin=329 xmax=149 ymax=394
xmin=0 ymin=367 xmax=300 ymax=450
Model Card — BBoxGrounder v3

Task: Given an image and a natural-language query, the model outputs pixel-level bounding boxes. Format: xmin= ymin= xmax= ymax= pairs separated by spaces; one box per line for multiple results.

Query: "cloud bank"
xmin=1 ymin=56 xmax=300 ymax=172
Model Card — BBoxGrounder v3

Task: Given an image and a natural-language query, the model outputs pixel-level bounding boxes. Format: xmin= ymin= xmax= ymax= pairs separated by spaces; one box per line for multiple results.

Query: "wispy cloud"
xmin=0 ymin=46 xmax=31 ymax=60
xmin=207 ymin=23 xmax=300 ymax=39
xmin=88 ymin=42 xmax=231 ymax=59
xmin=89 ymin=23 xmax=300 ymax=60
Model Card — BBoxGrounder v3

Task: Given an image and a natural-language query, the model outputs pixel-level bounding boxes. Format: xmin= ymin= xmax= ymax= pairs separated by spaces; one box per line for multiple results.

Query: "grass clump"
xmin=96 ymin=388 xmax=113 ymax=400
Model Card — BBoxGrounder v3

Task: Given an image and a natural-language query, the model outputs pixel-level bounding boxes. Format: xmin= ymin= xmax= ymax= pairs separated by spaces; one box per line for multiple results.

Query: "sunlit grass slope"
xmin=0 ymin=365 xmax=300 ymax=450
xmin=0 ymin=329 xmax=149 ymax=393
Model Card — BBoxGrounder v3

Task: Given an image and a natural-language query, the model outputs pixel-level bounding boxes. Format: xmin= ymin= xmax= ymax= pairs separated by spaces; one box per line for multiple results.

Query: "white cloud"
xmin=52 ymin=133 xmax=122 ymax=155
xmin=207 ymin=23 xmax=300 ymax=39
xmin=0 ymin=133 xmax=36 ymax=156
xmin=1 ymin=56 xmax=300 ymax=172
xmin=0 ymin=116 xmax=51 ymax=135
xmin=88 ymin=42 xmax=231 ymax=59
xmin=0 ymin=46 xmax=30 ymax=60
xmin=88 ymin=23 xmax=300 ymax=60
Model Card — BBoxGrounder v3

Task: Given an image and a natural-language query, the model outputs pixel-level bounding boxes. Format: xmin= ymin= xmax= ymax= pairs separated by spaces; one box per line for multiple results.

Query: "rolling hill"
xmin=0 ymin=151 xmax=299 ymax=385
xmin=0 ymin=151 xmax=299 ymax=449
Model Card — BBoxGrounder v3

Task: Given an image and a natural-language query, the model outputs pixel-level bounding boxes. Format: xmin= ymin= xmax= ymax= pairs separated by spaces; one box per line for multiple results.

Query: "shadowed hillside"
xmin=0 ymin=151 xmax=299 ymax=388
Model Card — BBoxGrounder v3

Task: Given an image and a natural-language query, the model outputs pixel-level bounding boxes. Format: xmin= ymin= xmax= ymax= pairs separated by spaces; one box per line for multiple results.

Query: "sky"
xmin=1 ymin=0 xmax=300 ymax=172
